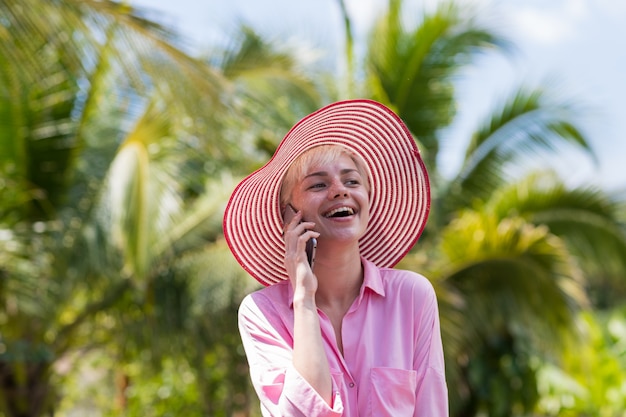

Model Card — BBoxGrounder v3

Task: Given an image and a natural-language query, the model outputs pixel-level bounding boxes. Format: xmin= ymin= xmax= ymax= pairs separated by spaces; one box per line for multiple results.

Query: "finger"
xmin=282 ymin=211 xmax=303 ymax=236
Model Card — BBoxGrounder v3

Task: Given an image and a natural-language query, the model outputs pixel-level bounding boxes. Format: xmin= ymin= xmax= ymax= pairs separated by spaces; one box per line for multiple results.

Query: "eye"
xmin=308 ymin=182 xmax=326 ymax=190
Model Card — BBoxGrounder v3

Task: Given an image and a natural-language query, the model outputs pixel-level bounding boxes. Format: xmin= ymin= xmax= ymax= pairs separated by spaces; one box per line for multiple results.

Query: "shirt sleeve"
xmin=414 ymin=283 xmax=449 ymax=417
xmin=238 ymin=294 xmax=344 ymax=417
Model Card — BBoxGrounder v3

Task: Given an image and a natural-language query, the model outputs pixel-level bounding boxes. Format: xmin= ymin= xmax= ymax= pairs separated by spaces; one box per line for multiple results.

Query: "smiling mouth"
xmin=324 ymin=207 xmax=355 ymax=218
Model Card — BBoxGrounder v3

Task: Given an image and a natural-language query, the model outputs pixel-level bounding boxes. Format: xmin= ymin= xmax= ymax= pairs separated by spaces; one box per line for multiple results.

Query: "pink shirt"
xmin=238 ymin=258 xmax=449 ymax=416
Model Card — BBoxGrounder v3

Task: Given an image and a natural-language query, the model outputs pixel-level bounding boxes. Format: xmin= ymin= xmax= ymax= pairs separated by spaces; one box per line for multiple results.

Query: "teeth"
xmin=325 ymin=207 xmax=355 ymax=217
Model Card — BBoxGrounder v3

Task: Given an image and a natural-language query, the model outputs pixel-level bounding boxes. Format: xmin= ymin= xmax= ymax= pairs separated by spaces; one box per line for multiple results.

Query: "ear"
xmin=282 ymin=204 xmax=297 ymax=224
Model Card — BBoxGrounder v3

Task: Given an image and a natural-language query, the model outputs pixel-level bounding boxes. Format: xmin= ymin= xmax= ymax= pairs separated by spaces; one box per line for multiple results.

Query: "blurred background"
xmin=0 ymin=0 xmax=625 ymax=416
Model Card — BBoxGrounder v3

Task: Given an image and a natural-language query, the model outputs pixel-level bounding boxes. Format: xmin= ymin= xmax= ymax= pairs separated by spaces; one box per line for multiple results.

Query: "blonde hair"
xmin=279 ymin=145 xmax=370 ymax=207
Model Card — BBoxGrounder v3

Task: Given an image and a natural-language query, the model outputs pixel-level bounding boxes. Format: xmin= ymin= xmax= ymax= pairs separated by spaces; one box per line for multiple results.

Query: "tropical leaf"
xmin=430 ymin=209 xmax=588 ymax=414
xmin=367 ymin=0 xmax=509 ymax=169
xmin=447 ymin=86 xmax=594 ymax=210
xmin=0 ymin=0 xmax=230 ymax=224
xmin=439 ymin=211 xmax=586 ymax=342
xmin=487 ymin=172 xmax=626 ymax=305
xmin=0 ymin=1 xmax=238 ymax=415
xmin=488 ymin=173 xmax=626 ymax=257
xmin=215 ymin=25 xmax=323 ymax=162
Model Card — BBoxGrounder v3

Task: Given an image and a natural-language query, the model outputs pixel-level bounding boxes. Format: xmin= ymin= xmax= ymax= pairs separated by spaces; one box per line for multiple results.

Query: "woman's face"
xmin=288 ymin=153 xmax=370 ymax=244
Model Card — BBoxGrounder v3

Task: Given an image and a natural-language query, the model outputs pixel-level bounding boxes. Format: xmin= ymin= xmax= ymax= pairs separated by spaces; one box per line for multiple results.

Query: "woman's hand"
xmin=283 ymin=210 xmax=320 ymax=300
xmin=282 ymin=210 xmax=332 ymax=406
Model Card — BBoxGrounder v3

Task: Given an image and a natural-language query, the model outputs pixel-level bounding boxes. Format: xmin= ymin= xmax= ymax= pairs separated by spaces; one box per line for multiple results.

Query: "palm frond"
xmin=487 ymin=173 xmax=626 ymax=302
xmin=422 ymin=209 xmax=587 ymax=413
xmin=451 ymin=85 xmax=594 ymax=208
xmin=152 ymin=173 xmax=238 ymax=258
xmin=97 ymin=97 xmax=194 ymax=283
xmin=367 ymin=1 xmax=509 ymax=168
xmin=438 ymin=211 xmax=587 ymax=347
xmin=213 ymin=25 xmax=322 ymax=161
xmin=0 ymin=0 xmax=230 ymax=223
xmin=439 ymin=145 xmax=510 ymax=216
xmin=0 ymin=2 xmax=83 ymax=219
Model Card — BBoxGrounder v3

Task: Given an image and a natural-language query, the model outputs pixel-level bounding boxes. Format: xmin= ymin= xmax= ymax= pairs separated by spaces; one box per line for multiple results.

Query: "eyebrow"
xmin=304 ymin=168 xmax=360 ymax=179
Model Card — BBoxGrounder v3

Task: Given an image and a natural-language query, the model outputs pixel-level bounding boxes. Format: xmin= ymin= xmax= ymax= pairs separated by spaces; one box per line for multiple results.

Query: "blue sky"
xmin=132 ymin=0 xmax=625 ymax=192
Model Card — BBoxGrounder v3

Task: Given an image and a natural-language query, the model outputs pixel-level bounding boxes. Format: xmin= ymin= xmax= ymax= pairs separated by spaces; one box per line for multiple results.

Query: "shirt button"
xmin=349 ymin=382 xmax=355 ymax=388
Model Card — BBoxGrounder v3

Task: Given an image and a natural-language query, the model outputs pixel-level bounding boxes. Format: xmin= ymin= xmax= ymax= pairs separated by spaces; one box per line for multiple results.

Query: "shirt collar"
xmin=361 ymin=257 xmax=385 ymax=297
xmin=287 ymin=257 xmax=385 ymax=308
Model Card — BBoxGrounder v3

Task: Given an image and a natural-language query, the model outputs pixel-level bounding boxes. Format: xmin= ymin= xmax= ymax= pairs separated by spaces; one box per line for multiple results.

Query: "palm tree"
xmin=337 ymin=0 xmax=626 ymax=415
xmin=0 ymin=0 xmax=236 ymax=415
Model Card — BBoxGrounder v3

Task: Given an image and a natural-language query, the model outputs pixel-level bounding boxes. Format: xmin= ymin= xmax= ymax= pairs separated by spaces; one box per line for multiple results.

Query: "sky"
xmin=131 ymin=0 xmax=626 ymax=192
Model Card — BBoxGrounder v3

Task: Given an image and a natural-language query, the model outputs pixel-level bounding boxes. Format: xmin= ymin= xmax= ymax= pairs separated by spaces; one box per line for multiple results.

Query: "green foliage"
xmin=122 ymin=358 xmax=201 ymax=417
xmin=54 ymin=240 xmax=259 ymax=417
xmin=0 ymin=0 xmax=251 ymax=415
xmin=439 ymin=211 xmax=585 ymax=334
xmin=55 ymin=352 xmax=201 ymax=417
xmin=423 ymin=210 xmax=585 ymax=414
xmin=536 ymin=308 xmax=626 ymax=416
xmin=466 ymin=331 xmax=539 ymax=417
xmin=488 ymin=172 xmax=626 ymax=307
xmin=448 ymin=87 xmax=593 ymax=212
xmin=367 ymin=1 xmax=508 ymax=170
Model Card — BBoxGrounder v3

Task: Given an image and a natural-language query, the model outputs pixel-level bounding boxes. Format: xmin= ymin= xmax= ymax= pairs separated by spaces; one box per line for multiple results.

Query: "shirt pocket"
xmin=369 ymin=367 xmax=417 ymax=416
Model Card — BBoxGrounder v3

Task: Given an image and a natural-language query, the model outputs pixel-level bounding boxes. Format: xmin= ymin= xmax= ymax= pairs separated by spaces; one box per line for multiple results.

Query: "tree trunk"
xmin=115 ymin=371 xmax=130 ymax=411
xmin=0 ymin=360 xmax=53 ymax=417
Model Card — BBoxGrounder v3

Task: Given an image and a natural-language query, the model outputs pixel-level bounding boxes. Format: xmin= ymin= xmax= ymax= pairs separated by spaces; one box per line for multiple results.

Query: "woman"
xmin=223 ymin=99 xmax=448 ymax=416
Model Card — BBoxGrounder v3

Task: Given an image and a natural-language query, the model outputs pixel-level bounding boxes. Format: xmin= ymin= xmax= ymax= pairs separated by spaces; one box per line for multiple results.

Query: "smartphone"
xmin=282 ymin=204 xmax=317 ymax=268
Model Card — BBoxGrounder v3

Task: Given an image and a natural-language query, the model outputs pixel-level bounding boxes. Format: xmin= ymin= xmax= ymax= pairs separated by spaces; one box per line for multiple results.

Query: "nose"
xmin=329 ymin=180 xmax=348 ymax=199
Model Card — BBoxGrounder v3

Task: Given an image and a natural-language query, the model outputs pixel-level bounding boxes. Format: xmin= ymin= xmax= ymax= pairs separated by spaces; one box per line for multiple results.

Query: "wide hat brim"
xmin=223 ymin=99 xmax=430 ymax=286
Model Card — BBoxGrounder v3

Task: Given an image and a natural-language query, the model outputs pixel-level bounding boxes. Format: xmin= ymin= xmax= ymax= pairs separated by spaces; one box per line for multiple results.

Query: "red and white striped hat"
xmin=223 ymin=99 xmax=430 ymax=286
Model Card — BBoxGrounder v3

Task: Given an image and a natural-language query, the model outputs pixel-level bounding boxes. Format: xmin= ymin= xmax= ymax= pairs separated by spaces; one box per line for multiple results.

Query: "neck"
xmin=312 ymin=243 xmax=363 ymax=311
